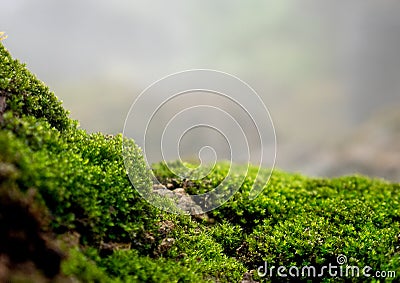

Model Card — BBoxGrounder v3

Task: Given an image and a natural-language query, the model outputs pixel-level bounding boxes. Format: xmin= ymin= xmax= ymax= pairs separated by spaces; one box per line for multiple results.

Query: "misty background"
xmin=2 ymin=0 xmax=399 ymax=181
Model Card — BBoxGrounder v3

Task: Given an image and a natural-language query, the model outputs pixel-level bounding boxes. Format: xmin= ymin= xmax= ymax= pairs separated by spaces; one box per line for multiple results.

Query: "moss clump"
xmin=0 ymin=42 xmax=245 ymax=282
xmin=153 ymin=162 xmax=400 ymax=281
xmin=0 ymin=45 xmax=70 ymax=131
xmin=0 ymin=42 xmax=399 ymax=282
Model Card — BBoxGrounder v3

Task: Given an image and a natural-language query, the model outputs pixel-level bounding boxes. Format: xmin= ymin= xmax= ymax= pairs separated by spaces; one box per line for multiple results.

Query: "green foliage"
xmin=0 ymin=113 xmax=160 ymax=246
xmin=153 ymin=163 xmax=400 ymax=282
xmin=1 ymin=41 xmax=399 ymax=282
xmin=62 ymin=248 xmax=116 ymax=283
xmin=100 ymin=249 xmax=205 ymax=283
xmin=0 ymin=43 xmax=72 ymax=131
xmin=0 ymin=41 xmax=248 ymax=282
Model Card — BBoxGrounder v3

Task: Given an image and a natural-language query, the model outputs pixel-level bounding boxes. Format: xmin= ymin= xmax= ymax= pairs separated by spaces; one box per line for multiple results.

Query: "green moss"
xmin=62 ymin=248 xmax=115 ymax=283
xmin=1 ymin=42 xmax=399 ymax=282
xmin=100 ymin=249 xmax=206 ymax=283
xmin=0 ymin=43 xmax=71 ymax=131
xmin=154 ymin=163 xmax=400 ymax=281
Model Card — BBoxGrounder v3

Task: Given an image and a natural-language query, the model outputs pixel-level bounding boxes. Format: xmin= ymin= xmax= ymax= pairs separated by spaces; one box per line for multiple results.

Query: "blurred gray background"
xmin=2 ymin=0 xmax=399 ymax=181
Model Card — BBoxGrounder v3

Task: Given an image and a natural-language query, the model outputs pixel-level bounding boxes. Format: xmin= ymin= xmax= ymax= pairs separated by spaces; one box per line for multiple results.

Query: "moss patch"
xmin=0 ymin=42 xmax=399 ymax=282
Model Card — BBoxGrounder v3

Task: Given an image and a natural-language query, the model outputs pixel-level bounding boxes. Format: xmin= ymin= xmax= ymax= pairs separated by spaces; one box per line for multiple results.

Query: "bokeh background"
xmin=2 ymin=0 xmax=399 ymax=181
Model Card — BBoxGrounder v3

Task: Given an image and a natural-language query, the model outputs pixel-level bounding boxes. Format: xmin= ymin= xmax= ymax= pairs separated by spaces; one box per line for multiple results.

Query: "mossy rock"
xmin=0 ymin=42 xmax=399 ymax=282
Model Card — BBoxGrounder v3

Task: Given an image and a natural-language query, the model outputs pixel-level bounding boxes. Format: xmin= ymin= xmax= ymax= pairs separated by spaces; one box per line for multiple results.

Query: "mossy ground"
xmin=0 ymin=42 xmax=399 ymax=282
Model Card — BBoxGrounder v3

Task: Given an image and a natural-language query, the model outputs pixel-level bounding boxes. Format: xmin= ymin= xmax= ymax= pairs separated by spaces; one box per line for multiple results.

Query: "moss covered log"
xmin=0 ymin=42 xmax=399 ymax=282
